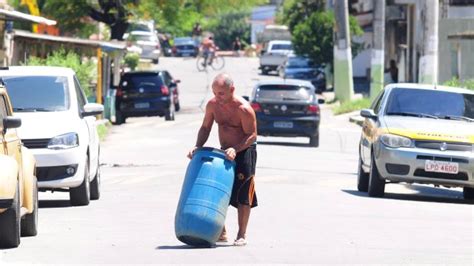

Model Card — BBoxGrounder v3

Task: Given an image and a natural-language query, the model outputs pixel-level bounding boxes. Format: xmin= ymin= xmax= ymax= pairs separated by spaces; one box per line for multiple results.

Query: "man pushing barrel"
xmin=187 ymin=73 xmax=258 ymax=246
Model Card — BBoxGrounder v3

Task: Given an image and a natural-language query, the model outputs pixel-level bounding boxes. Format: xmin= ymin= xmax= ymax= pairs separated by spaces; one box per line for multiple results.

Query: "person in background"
xmin=187 ymin=73 xmax=258 ymax=247
xmin=200 ymin=36 xmax=217 ymax=66
xmin=232 ymin=37 xmax=242 ymax=57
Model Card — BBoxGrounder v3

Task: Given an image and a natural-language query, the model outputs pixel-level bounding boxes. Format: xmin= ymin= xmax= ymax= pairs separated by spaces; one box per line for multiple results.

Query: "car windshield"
xmin=255 ymin=85 xmax=312 ymax=102
xmin=131 ymin=35 xmax=154 ymax=42
xmin=121 ymin=74 xmax=164 ymax=91
xmin=287 ymin=57 xmax=314 ymax=68
xmin=4 ymin=76 xmax=69 ymax=112
xmin=271 ymin=44 xmax=292 ymax=50
xmin=385 ymin=88 xmax=474 ymax=120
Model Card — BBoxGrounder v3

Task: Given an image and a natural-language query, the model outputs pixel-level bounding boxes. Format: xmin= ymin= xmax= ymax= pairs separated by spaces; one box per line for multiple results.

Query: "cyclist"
xmin=200 ymin=36 xmax=217 ymax=66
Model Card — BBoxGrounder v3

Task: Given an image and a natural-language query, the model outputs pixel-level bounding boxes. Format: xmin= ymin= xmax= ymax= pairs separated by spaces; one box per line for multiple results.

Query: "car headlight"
xmin=380 ymin=134 xmax=413 ymax=148
xmin=48 ymin=133 xmax=79 ymax=150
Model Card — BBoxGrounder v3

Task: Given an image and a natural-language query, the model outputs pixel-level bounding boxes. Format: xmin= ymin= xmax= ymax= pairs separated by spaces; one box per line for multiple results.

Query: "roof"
xmin=255 ymin=78 xmax=315 ymax=88
xmin=12 ymin=30 xmax=127 ymax=52
xmin=448 ymin=31 xmax=474 ymax=40
xmin=0 ymin=66 xmax=75 ymax=76
xmin=0 ymin=8 xmax=56 ymax=25
xmin=385 ymin=83 xmax=474 ymax=94
xmin=250 ymin=5 xmax=277 ymax=21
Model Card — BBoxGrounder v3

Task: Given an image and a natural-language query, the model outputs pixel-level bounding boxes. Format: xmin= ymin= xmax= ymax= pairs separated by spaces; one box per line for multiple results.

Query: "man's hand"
xmin=187 ymin=147 xmax=198 ymax=159
xmin=224 ymin=147 xmax=236 ymax=161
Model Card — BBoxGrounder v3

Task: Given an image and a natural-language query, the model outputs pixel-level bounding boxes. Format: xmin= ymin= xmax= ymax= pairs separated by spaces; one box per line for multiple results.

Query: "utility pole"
xmin=370 ymin=0 xmax=385 ymax=99
xmin=419 ymin=0 xmax=439 ymax=84
xmin=333 ymin=0 xmax=354 ymax=103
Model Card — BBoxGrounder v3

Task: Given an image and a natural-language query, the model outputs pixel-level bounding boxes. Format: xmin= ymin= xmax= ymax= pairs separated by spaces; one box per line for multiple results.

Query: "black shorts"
xmin=230 ymin=144 xmax=258 ymax=208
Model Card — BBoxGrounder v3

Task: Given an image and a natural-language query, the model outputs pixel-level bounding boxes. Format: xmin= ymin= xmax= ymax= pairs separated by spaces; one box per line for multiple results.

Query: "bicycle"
xmin=196 ymin=52 xmax=225 ymax=71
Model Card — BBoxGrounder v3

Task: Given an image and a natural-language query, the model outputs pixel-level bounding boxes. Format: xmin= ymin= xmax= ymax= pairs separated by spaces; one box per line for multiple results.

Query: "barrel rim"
xmin=195 ymin=147 xmax=236 ymax=164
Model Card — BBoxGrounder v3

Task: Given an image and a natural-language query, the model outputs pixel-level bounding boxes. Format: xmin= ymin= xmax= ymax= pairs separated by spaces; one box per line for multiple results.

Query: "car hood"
xmin=13 ymin=111 xmax=79 ymax=139
xmin=382 ymin=116 xmax=474 ymax=143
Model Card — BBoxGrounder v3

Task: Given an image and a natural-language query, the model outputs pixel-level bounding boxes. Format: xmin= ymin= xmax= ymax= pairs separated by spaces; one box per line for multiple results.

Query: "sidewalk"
xmin=320 ymin=91 xmax=364 ymax=127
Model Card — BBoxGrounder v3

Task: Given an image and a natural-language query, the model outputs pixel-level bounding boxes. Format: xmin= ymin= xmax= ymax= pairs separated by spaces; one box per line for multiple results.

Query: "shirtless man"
xmin=200 ymin=36 xmax=217 ymax=65
xmin=187 ymin=73 xmax=258 ymax=246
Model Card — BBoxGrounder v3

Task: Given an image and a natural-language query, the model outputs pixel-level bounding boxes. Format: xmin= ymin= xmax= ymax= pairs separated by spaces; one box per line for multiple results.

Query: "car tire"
xmin=0 ymin=183 xmax=21 ymax=248
xmin=357 ymin=158 xmax=369 ymax=192
xmin=90 ymin=166 xmax=101 ymax=201
xmin=463 ymin=187 xmax=474 ymax=200
xmin=114 ymin=110 xmax=125 ymax=125
xmin=21 ymin=177 xmax=38 ymax=237
xmin=368 ymin=154 xmax=385 ymax=197
xmin=165 ymin=105 xmax=175 ymax=121
xmin=309 ymin=134 xmax=319 ymax=147
xmin=70 ymin=160 xmax=90 ymax=206
xmin=261 ymin=68 xmax=268 ymax=75
xmin=152 ymin=58 xmax=159 ymax=64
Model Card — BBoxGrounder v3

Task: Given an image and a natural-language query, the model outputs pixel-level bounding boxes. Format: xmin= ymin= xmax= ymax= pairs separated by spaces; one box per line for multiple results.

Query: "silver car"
xmin=358 ymin=83 xmax=474 ymax=200
xmin=126 ymin=31 xmax=161 ymax=64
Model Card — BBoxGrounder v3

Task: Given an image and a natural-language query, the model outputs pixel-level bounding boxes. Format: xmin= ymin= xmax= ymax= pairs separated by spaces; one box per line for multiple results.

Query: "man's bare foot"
xmin=217 ymin=233 xmax=228 ymax=242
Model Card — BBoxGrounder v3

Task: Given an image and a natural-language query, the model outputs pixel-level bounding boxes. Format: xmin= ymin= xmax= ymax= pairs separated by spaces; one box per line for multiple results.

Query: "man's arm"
xmin=195 ymin=101 xmax=215 ymax=147
xmin=233 ymin=105 xmax=257 ymax=153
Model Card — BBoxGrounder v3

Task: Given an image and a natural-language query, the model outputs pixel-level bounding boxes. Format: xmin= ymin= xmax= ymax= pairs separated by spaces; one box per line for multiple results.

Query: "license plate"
xmin=273 ymin=121 xmax=293 ymax=128
xmin=134 ymin=102 xmax=150 ymax=109
xmin=424 ymin=160 xmax=459 ymax=174
xmin=182 ymin=53 xmax=190 ymax=57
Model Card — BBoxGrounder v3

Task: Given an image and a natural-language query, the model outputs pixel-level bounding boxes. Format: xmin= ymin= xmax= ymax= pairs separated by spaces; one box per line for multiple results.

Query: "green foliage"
xmin=279 ymin=0 xmax=326 ymax=31
xmin=124 ymin=53 xmax=140 ymax=71
xmin=25 ymin=50 xmax=96 ymax=97
xmin=207 ymin=10 xmax=251 ymax=50
xmin=291 ymin=11 xmax=363 ymax=66
xmin=333 ymin=97 xmax=372 ymax=115
xmin=443 ymin=77 xmax=474 ymax=91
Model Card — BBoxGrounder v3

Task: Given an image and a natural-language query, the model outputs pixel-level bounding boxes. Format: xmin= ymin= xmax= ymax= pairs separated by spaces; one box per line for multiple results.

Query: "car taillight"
xmin=307 ymin=104 xmax=319 ymax=114
xmin=251 ymin=102 xmax=262 ymax=112
xmin=116 ymin=87 xmax=123 ymax=97
xmin=161 ymin=85 xmax=169 ymax=95
xmin=172 ymin=46 xmax=177 ymax=53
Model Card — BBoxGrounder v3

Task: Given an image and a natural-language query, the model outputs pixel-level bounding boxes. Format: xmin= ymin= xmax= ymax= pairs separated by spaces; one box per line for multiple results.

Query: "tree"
xmin=207 ymin=10 xmax=250 ymax=50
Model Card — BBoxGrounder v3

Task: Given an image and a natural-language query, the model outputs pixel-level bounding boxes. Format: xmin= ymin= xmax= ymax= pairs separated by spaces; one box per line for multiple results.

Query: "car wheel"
xmin=463 ymin=187 xmax=474 ymax=200
xmin=70 ymin=160 xmax=90 ymax=206
xmin=309 ymin=134 xmax=319 ymax=147
xmin=175 ymin=101 xmax=181 ymax=112
xmin=21 ymin=177 xmax=38 ymax=237
xmin=261 ymin=68 xmax=268 ymax=75
xmin=152 ymin=58 xmax=159 ymax=64
xmin=368 ymin=154 xmax=385 ymax=197
xmin=90 ymin=166 xmax=101 ymax=201
xmin=165 ymin=105 xmax=175 ymax=121
xmin=357 ymin=158 xmax=369 ymax=192
xmin=0 ymin=183 xmax=21 ymax=248
xmin=114 ymin=110 xmax=125 ymax=125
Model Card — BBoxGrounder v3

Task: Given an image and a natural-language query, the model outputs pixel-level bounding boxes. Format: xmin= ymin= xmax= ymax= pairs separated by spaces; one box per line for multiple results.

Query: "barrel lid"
xmin=195 ymin=147 xmax=235 ymax=164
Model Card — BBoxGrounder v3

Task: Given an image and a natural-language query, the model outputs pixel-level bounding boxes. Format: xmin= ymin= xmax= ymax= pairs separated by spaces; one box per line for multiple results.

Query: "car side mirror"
xmin=317 ymin=98 xmax=325 ymax=104
xmin=3 ymin=116 xmax=21 ymax=130
xmin=83 ymin=103 xmax=104 ymax=117
xmin=360 ymin=109 xmax=377 ymax=120
xmin=242 ymin=96 xmax=250 ymax=102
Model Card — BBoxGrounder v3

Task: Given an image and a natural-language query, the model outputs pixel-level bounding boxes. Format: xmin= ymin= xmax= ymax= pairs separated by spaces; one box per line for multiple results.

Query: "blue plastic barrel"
xmin=175 ymin=147 xmax=235 ymax=247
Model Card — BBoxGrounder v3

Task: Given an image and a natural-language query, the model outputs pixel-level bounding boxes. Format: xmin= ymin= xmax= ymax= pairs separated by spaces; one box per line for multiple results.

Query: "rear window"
xmin=271 ymin=44 xmax=292 ymax=51
xmin=4 ymin=76 xmax=69 ymax=112
xmin=255 ymin=85 xmax=313 ymax=102
xmin=121 ymin=74 xmax=164 ymax=91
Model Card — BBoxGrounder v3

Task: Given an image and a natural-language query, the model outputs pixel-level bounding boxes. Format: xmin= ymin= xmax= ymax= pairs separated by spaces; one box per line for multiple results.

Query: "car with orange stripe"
xmin=358 ymin=83 xmax=474 ymax=199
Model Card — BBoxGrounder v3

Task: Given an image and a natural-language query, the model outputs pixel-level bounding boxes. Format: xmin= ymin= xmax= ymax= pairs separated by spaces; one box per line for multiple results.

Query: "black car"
xmin=115 ymin=71 xmax=181 ymax=124
xmin=278 ymin=55 xmax=326 ymax=93
xmin=172 ymin=37 xmax=199 ymax=57
xmin=250 ymin=79 xmax=324 ymax=147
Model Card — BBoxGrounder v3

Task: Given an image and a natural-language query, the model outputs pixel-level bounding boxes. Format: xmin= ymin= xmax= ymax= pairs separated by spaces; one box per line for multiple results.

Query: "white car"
xmin=125 ymin=31 xmax=161 ymax=64
xmin=0 ymin=66 xmax=104 ymax=206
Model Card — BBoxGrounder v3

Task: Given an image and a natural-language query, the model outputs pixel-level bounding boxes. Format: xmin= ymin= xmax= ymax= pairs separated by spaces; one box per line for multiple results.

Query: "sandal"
xmin=233 ymin=238 xmax=247 ymax=246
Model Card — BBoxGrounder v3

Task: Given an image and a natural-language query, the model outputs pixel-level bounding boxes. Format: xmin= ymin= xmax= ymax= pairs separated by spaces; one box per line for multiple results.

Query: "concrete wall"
xmin=438 ymin=19 xmax=474 ymax=83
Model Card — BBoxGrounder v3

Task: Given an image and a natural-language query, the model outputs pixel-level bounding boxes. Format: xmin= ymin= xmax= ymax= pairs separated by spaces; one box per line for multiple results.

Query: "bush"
xmin=124 ymin=53 xmax=140 ymax=71
xmin=443 ymin=77 xmax=474 ymax=91
xmin=333 ymin=98 xmax=372 ymax=115
xmin=26 ymin=49 xmax=96 ymax=97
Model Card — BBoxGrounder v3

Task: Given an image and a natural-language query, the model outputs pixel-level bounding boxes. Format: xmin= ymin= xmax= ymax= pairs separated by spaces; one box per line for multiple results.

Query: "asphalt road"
xmin=1 ymin=57 xmax=472 ymax=265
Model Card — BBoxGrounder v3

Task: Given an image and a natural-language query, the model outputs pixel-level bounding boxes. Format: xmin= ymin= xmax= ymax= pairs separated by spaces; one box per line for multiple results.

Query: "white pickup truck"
xmin=259 ymin=40 xmax=293 ymax=75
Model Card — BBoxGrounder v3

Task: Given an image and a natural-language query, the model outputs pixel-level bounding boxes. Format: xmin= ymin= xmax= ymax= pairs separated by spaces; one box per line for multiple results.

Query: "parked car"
xmin=358 ymin=83 xmax=474 ymax=200
xmin=259 ymin=40 xmax=293 ymax=75
xmin=249 ymin=79 xmax=324 ymax=147
xmin=115 ymin=70 xmax=181 ymax=124
xmin=278 ymin=55 xmax=327 ymax=93
xmin=0 ymin=66 xmax=104 ymax=206
xmin=126 ymin=31 xmax=161 ymax=64
xmin=0 ymin=79 xmax=38 ymax=248
xmin=172 ymin=37 xmax=199 ymax=57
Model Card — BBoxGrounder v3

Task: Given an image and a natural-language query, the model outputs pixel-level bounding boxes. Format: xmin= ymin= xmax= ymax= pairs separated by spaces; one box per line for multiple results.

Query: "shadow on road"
xmin=156 ymin=244 xmax=233 ymax=250
xmin=257 ymin=141 xmax=313 ymax=148
xmin=342 ymin=185 xmax=473 ymax=205
xmin=39 ymin=199 xmax=72 ymax=208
